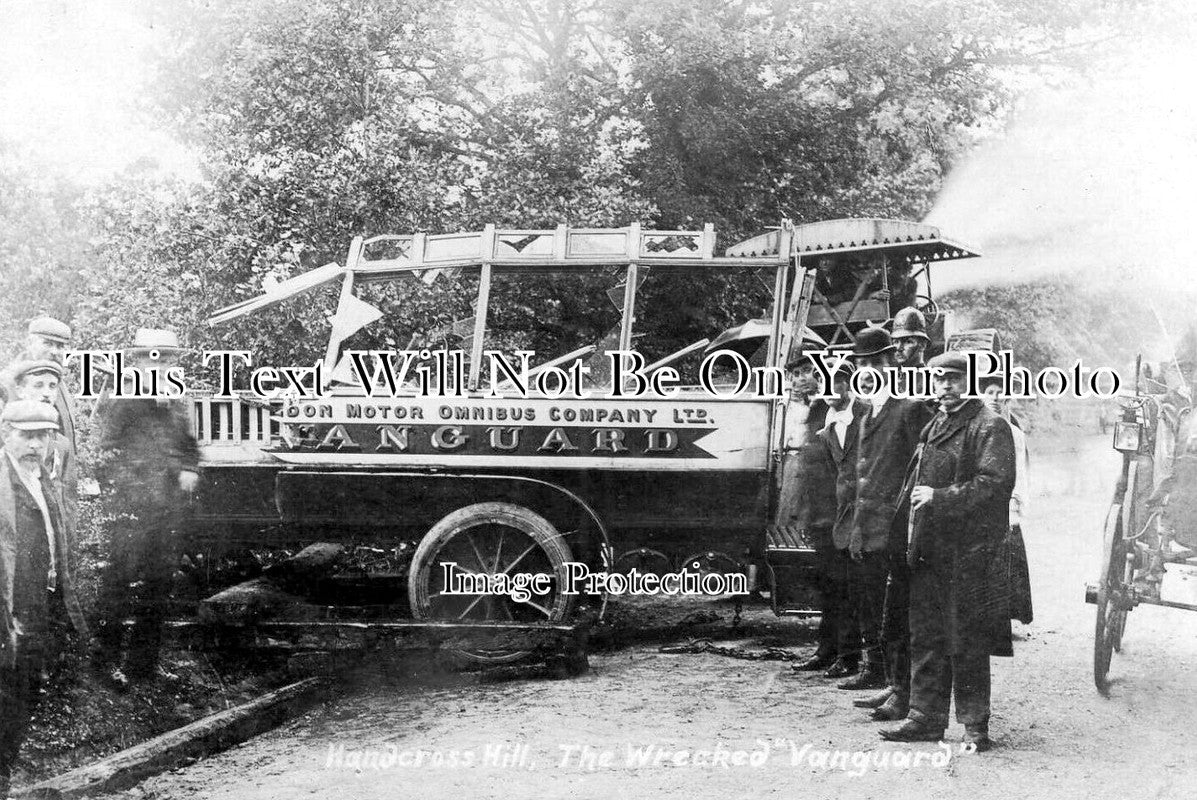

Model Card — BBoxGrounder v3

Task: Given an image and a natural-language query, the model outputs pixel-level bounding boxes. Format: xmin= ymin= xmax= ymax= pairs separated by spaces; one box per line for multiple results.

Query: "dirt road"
xmin=125 ymin=433 xmax=1197 ymax=800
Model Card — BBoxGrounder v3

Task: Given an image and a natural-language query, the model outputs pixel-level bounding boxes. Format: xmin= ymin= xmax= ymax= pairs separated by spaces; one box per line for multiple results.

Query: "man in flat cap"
xmin=0 ymin=400 xmax=89 ymax=797
xmin=93 ymin=329 xmax=199 ymax=687
xmin=842 ymin=326 xmax=933 ymax=716
xmin=3 ymin=318 xmax=80 ymax=545
xmin=9 ymin=317 xmax=76 ymax=440
xmin=881 ymin=352 xmax=1015 ymax=751
xmin=9 ymin=361 xmax=76 ymax=539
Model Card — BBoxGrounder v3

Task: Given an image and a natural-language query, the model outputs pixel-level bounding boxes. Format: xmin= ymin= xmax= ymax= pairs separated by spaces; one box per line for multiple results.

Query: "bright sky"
xmin=0 ymin=0 xmax=194 ymax=180
xmin=925 ymin=11 xmax=1197 ymax=294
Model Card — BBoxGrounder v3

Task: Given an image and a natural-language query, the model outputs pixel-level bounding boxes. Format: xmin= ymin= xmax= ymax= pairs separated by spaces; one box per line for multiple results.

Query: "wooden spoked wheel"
xmin=1114 ymin=456 xmax=1152 ymax=651
xmin=408 ymin=502 xmax=575 ymax=664
xmin=1094 ymin=502 xmax=1124 ymax=693
xmin=1095 ymin=457 xmax=1143 ymax=692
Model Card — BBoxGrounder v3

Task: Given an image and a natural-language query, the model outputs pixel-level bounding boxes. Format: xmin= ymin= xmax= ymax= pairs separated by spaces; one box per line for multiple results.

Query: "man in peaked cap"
xmin=92 ymin=329 xmax=199 ymax=687
xmin=0 ymin=400 xmax=90 ymax=796
xmin=881 ymin=351 xmax=1015 ymax=751
xmin=840 ymin=326 xmax=934 ymax=714
xmin=3 ymin=317 xmax=80 ymax=545
xmin=8 ymin=361 xmax=77 ymax=545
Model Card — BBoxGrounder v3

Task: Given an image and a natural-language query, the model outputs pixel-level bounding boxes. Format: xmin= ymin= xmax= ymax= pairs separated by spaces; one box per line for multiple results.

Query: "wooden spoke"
xmin=498 ymin=542 xmax=539 ymax=576
xmin=457 ymin=592 xmax=488 ymax=620
xmin=490 ymin=530 xmax=506 ymax=573
xmin=466 ymin=532 xmax=489 ymax=573
xmin=517 ymin=597 xmax=554 ymax=618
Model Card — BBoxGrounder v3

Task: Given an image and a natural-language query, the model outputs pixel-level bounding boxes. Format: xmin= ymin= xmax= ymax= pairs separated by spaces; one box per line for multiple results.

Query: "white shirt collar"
xmin=870 ymin=390 xmax=890 ymax=417
xmin=826 ymin=405 xmax=854 ymax=426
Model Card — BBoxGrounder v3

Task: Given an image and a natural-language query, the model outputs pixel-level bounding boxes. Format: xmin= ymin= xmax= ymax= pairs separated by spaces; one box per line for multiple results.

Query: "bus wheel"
xmin=408 ymin=502 xmax=575 ymax=665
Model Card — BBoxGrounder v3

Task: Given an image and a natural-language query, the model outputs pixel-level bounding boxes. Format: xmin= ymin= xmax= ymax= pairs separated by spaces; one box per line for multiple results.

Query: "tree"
xmin=940 ymin=275 xmax=1197 ymax=376
xmin=0 ymin=141 xmax=90 ymax=348
xmin=68 ymin=0 xmax=1113 ymax=372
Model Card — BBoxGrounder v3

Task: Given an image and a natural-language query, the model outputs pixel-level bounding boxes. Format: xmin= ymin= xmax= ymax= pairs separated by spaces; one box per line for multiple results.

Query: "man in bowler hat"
xmin=842 ymin=326 xmax=933 ymax=713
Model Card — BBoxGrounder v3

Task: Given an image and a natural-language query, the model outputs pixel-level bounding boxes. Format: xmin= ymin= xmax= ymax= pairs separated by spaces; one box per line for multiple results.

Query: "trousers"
xmin=0 ymin=649 xmax=48 ymax=794
xmin=848 ymin=551 xmax=889 ymax=665
xmin=882 ymin=555 xmax=911 ymax=699
xmin=814 ymin=547 xmax=860 ymax=658
xmin=907 ymin=648 xmax=991 ymax=729
xmin=95 ymin=509 xmax=179 ymax=677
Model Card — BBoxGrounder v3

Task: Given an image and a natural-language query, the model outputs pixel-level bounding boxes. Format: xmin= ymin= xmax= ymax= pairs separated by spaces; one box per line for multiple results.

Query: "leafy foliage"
xmin=4 ymin=0 xmax=1114 ymax=370
xmin=941 ymin=275 xmax=1196 ymax=375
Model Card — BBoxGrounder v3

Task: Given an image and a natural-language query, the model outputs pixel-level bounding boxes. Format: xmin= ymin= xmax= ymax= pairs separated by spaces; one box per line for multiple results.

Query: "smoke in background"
xmin=924 ymin=5 xmax=1197 ymax=360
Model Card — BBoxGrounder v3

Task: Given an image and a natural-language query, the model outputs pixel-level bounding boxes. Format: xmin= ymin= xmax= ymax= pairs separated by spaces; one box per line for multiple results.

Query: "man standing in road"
xmin=842 ymin=326 xmax=933 ymax=702
xmin=792 ymin=361 xmax=867 ymax=677
xmin=881 ymin=351 xmax=1016 ymax=751
xmin=857 ymin=307 xmax=932 ymax=720
xmin=0 ymin=400 xmax=90 ymax=797
xmin=93 ymin=329 xmax=200 ymax=687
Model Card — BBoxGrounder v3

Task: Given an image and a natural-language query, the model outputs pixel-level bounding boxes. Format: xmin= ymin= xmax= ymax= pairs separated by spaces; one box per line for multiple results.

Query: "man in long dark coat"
xmin=93 ymin=329 xmax=200 ymax=686
xmin=792 ymin=362 xmax=865 ymax=675
xmin=865 ymin=307 xmax=933 ymax=720
xmin=881 ymin=352 xmax=1015 ymax=751
xmin=0 ymin=401 xmax=90 ymax=797
xmin=842 ymin=327 xmax=933 ymax=695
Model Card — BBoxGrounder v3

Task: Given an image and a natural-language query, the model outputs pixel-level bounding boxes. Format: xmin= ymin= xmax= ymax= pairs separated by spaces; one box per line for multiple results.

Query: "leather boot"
xmin=879 ymin=719 xmax=944 ymax=742
xmin=963 ymin=724 xmax=993 ymax=752
xmin=823 ymin=656 xmax=859 ymax=679
xmin=837 ymin=661 xmax=887 ymax=690
xmin=853 ymin=686 xmax=894 ymax=708
xmin=870 ymin=693 xmax=909 ymax=721
xmin=792 ymin=649 xmax=837 ymax=672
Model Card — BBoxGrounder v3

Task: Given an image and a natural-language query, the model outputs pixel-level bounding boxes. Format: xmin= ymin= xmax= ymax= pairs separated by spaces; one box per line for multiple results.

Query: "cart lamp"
xmin=1113 ymin=419 xmax=1143 ymax=453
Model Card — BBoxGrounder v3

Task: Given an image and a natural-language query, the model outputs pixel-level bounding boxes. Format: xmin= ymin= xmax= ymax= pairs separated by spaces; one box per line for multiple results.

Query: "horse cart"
xmin=184 ymin=218 xmax=979 ymax=666
xmin=1087 ymin=359 xmax=1196 ymax=692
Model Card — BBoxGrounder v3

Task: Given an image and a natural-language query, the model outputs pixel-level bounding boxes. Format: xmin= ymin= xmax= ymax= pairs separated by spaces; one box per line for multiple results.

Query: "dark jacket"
xmin=0 ymin=454 xmax=89 ymax=663
xmin=0 ymin=362 xmax=81 ymax=544
xmin=851 ymin=397 xmax=934 ymax=552
xmin=908 ymin=399 xmax=1016 ymax=657
xmin=96 ymin=395 xmax=200 ymax=512
xmin=795 ymin=401 xmax=836 ymax=546
xmin=816 ymin=400 xmax=869 ymax=550
xmin=52 ymin=381 xmax=80 ymax=543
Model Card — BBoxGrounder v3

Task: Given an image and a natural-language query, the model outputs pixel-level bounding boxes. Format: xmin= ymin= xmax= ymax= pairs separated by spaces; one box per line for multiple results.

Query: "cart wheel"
xmin=1094 ymin=503 xmax=1123 ymax=693
xmin=408 ymin=502 xmax=575 ymax=665
xmin=1113 ymin=457 xmax=1148 ymax=652
xmin=1095 ymin=455 xmax=1143 ymax=692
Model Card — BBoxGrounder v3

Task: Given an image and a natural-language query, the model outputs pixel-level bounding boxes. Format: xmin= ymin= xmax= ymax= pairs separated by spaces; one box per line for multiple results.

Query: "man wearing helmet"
xmin=892 ymin=307 xmax=929 ymax=372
